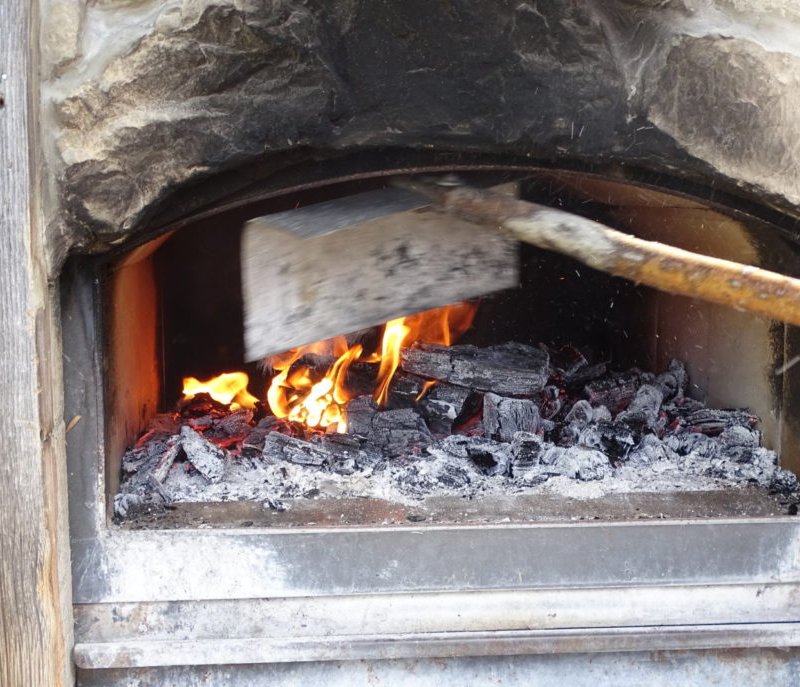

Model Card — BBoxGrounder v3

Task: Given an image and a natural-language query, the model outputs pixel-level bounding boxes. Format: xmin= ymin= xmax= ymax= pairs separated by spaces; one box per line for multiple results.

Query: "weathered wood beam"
xmin=241 ymin=187 xmax=519 ymax=360
xmin=0 ymin=1 xmax=74 ymax=684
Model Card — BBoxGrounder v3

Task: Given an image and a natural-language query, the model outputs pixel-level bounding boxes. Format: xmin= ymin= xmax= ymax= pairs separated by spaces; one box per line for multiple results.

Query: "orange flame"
xmin=180 ymin=303 xmax=477 ymax=432
xmin=372 ymin=302 xmax=476 ymax=406
xmin=265 ymin=302 xmax=477 ymax=431
xmin=182 ymin=372 xmax=259 ymax=410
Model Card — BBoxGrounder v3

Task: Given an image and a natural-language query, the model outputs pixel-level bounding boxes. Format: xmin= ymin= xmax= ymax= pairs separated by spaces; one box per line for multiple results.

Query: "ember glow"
xmin=179 ymin=302 xmax=477 ymax=433
xmin=182 ymin=372 xmax=259 ymax=409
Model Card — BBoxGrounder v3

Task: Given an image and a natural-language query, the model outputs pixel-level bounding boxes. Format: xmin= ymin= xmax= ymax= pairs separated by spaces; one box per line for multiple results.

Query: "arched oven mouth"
xmin=62 ymin=153 xmax=800 ymax=530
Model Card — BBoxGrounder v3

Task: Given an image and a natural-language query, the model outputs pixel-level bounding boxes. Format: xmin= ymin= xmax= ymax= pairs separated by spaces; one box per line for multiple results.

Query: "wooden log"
xmin=263 ymin=432 xmax=329 ymax=467
xmin=151 ymin=437 xmax=182 ymax=484
xmin=286 ymin=354 xmax=378 ymax=397
xmin=404 ymin=179 xmax=800 ymax=330
xmin=510 ymin=432 xmax=545 ymax=478
xmin=584 ymin=370 xmax=646 ymax=413
xmin=344 ymin=397 xmax=432 ymax=456
xmin=180 ymin=427 xmax=227 ymax=482
xmin=387 ymin=371 xmax=474 ymax=434
xmin=400 ymin=342 xmax=549 ymax=396
xmin=367 ymin=408 xmax=432 ymax=456
xmin=1 ymin=1 xmax=74 ymax=682
xmin=431 ymin=435 xmax=511 ymax=476
xmin=483 ymin=393 xmax=541 ymax=441
xmin=241 ymin=187 xmax=518 ymax=360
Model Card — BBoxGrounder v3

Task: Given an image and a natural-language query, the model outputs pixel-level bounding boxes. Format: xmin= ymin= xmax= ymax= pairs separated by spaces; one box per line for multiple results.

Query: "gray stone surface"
xmin=41 ymin=0 xmax=800 ymax=269
xmin=645 ymin=35 xmax=800 ymax=209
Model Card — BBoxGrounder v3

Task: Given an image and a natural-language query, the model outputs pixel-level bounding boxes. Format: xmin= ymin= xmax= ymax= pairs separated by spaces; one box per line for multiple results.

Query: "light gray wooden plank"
xmin=0 ymin=1 xmax=74 ymax=684
xmin=242 ymin=189 xmax=519 ymax=360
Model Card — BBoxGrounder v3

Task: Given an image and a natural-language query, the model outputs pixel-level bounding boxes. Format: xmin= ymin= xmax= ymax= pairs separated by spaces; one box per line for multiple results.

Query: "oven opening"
xmin=99 ymin=169 xmax=800 ymax=528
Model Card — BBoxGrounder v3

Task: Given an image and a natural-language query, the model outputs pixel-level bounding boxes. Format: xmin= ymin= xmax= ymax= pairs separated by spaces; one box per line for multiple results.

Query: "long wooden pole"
xmin=407 ymin=179 xmax=800 ymax=327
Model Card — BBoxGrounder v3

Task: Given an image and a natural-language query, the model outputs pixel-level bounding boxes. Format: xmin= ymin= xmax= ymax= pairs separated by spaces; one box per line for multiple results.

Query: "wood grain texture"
xmin=242 ymin=189 xmax=518 ymax=360
xmin=407 ymin=180 xmax=800 ymax=330
xmin=0 ymin=1 xmax=74 ymax=684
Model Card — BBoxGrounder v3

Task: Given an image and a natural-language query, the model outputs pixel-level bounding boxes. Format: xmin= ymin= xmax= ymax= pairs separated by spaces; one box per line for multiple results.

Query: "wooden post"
xmin=0 ymin=1 xmax=74 ymax=684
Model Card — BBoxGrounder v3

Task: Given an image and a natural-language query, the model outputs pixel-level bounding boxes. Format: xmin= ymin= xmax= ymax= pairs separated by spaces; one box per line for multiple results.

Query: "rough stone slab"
xmin=53 ymin=1 xmax=800 ymax=267
xmin=645 ymin=33 xmax=800 ymax=209
xmin=401 ymin=342 xmax=549 ymax=396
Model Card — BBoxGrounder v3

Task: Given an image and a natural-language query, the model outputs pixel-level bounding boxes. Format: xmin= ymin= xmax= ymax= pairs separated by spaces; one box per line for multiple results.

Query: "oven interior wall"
xmin=102 ymin=174 xmax=800 ymax=508
xmin=523 ymin=173 xmax=800 ymax=473
xmin=104 ymin=243 xmax=162 ymax=499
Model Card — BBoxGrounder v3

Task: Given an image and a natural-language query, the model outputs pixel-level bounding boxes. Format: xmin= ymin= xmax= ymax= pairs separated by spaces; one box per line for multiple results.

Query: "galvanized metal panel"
xmin=76 ymin=648 xmax=800 ymax=686
xmin=71 ymin=519 xmax=800 ymax=603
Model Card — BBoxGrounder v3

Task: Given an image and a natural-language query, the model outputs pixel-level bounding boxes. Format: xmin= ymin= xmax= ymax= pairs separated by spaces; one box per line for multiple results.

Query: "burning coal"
xmin=111 ymin=281 xmax=800 ymax=524
xmin=117 ymin=309 xmax=800 ymax=521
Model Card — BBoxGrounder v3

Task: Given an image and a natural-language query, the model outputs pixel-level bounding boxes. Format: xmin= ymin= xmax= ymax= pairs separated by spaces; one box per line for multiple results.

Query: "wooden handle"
xmin=406 ymin=180 xmax=800 ymax=328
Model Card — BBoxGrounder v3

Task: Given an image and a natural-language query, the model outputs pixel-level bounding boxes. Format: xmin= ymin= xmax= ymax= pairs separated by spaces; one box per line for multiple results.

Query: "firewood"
xmin=180 ymin=426 xmax=227 ymax=482
xmin=263 ymin=432 xmax=329 ymax=467
xmin=387 ymin=371 xmax=474 ymax=434
xmin=402 ymin=179 xmax=800 ymax=330
xmin=483 ymin=393 xmax=541 ymax=441
xmin=400 ymin=342 xmax=549 ymax=396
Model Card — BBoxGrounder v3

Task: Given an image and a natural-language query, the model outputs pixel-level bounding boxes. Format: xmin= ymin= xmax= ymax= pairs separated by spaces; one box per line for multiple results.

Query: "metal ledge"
xmin=74 ymin=623 xmax=800 ymax=669
xmin=72 ymin=519 xmax=800 ymax=603
xmin=73 ymin=581 xmax=800 ymax=668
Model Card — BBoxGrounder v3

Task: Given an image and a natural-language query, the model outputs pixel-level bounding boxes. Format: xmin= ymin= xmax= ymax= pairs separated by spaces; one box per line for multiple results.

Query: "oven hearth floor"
xmin=114 ymin=345 xmax=800 ymax=527
xmin=118 ymin=488 xmax=795 ymax=529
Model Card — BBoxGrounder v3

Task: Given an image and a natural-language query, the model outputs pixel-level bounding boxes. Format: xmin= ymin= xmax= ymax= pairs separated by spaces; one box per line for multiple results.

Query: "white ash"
xmin=115 ymin=352 xmax=799 ymax=518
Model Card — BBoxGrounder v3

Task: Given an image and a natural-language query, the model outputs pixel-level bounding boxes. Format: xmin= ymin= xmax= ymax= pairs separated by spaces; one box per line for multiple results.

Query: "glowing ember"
xmin=268 ymin=342 xmax=364 ymax=432
xmin=182 ymin=372 xmax=259 ymax=410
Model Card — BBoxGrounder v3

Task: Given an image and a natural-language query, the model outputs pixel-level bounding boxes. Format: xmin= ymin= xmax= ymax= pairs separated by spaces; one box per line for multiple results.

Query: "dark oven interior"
xmin=88 ymin=163 xmax=800 ymax=528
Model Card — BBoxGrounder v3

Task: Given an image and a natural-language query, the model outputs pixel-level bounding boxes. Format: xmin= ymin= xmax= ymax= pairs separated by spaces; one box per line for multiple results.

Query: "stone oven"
xmin=6 ymin=0 xmax=800 ymax=684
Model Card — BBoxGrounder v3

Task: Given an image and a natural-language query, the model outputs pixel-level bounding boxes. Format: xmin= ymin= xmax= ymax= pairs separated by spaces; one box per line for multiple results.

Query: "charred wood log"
xmin=429 ymin=435 xmax=511 ymax=476
xmin=510 ymin=432 xmax=545 ymax=479
xmin=344 ymin=397 xmax=432 ymax=457
xmin=263 ymin=432 xmax=329 ymax=467
xmin=180 ymin=425 xmax=227 ymax=483
xmin=483 ymin=393 xmax=541 ymax=442
xmin=388 ymin=371 xmax=475 ymax=434
xmin=584 ymin=369 xmax=649 ymax=414
xmin=286 ymin=354 xmax=378 ymax=397
xmin=151 ymin=437 xmax=182 ymax=484
xmin=615 ymin=384 xmax=664 ymax=431
xmin=400 ymin=342 xmax=549 ymax=396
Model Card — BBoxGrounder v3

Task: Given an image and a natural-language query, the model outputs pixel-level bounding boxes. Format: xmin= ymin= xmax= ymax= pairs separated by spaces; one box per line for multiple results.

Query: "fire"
xmin=182 ymin=372 xmax=259 ymax=410
xmin=267 ymin=341 xmax=364 ymax=431
xmin=265 ymin=301 xmax=476 ymax=432
xmin=373 ymin=301 xmax=475 ymax=405
xmin=180 ymin=302 xmax=477 ymax=433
